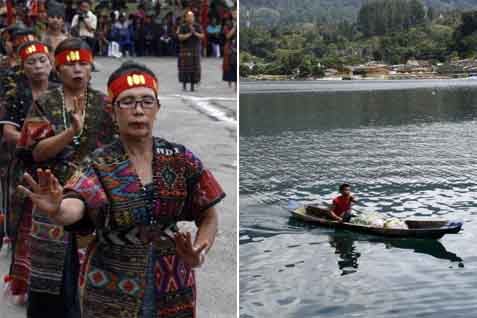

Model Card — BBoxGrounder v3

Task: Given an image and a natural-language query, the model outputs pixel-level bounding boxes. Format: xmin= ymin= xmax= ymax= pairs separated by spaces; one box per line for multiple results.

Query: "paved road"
xmin=0 ymin=57 xmax=237 ymax=318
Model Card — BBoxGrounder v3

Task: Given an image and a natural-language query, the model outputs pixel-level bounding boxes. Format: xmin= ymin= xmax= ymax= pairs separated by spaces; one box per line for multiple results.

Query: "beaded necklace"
xmin=60 ymin=86 xmax=88 ymax=147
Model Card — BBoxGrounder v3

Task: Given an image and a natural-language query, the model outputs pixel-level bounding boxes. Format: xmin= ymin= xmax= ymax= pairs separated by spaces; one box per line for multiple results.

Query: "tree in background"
xmin=453 ymin=11 xmax=477 ymax=57
xmin=357 ymin=0 xmax=426 ymax=37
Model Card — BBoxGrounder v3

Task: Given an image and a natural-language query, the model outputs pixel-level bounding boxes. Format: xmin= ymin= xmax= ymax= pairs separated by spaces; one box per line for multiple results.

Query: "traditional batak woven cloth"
xmin=19 ymin=87 xmax=117 ymax=295
xmin=63 ymin=137 xmax=225 ymax=318
xmin=178 ymin=23 xmax=203 ymax=84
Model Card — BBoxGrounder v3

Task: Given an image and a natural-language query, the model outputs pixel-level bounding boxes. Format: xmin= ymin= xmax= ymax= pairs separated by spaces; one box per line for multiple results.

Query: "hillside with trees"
xmin=240 ymin=0 xmax=477 ymax=27
xmin=240 ymin=0 xmax=477 ymax=78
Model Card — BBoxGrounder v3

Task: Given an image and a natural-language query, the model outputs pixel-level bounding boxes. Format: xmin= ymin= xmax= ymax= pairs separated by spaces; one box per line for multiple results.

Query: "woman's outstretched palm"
xmin=18 ymin=169 xmax=63 ymax=217
xmin=174 ymin=232 xmax=208 ymax=268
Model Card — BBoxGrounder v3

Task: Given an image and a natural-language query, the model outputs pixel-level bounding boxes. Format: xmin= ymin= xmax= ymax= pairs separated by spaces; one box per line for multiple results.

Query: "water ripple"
xmin=240 ymin=87 xmax=477 ymax=318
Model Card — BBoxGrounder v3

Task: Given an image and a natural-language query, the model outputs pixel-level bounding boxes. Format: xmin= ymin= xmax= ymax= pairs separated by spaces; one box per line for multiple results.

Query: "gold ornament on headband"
xmin=19 ymin=43 xmax=49 ymax=61
xmin=55 ymin=49 xmax=93 ymax=66
xmin=66 ymin=51 xmax=80 ymax=62
xmin=108 ymin=72 xmax=158 ymax=99
xmin=26 ymin=45 xmax=36 ymax=54
xmin=127 ymin=74 xmax=146 ymax=86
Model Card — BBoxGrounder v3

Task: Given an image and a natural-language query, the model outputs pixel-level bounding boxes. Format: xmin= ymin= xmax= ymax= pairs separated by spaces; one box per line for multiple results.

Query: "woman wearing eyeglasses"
xmin=19 ymin=61 xmax=225 ymax=318
xmin=18 ymin=37 xmax=116 ymax=318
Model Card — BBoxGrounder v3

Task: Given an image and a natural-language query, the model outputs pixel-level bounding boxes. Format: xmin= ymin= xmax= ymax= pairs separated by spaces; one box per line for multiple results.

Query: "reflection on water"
xmin=240 ymin=81 xmax=477 ymax=318
xmin=329 ymin=234 xmax=360 ymax=276
xmin=240 ymin=86 xmax=477 ymax=136
xmin=329 ymin=234 xmax=465 ymax=276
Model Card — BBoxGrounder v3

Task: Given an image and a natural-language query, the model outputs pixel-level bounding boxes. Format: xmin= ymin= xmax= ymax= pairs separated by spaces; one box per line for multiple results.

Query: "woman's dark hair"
xmin=11 ymin=28 xmax=36 ymax=41
xmin=54 ymin=37 xmax=91 ymax=56
xmin=339 ymin=183 xmax=351 ymax=192
xmin=107 ymin=61 xmax=158 ymax=101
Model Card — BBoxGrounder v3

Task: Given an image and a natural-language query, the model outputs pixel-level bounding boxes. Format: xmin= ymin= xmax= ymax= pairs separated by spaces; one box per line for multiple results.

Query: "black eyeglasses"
xmin=115 ymin=96 xmax=159 ymax=109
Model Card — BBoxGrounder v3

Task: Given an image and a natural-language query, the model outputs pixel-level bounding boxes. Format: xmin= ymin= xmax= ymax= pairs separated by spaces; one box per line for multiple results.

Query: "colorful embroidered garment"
xmin=178 ymin=23 xmax=203 ymax=84
xmin=63 ymin=137 xmax=225 ymax=318
xmin=19 ymin=86 xmax=117 ymax=295
xmin=0 ymin=74 xmax=58 ymax=296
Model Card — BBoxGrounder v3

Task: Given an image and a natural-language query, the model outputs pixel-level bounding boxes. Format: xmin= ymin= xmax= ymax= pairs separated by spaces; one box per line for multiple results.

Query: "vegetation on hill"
xmin=240 ymin=0 xmax=477 ymax=78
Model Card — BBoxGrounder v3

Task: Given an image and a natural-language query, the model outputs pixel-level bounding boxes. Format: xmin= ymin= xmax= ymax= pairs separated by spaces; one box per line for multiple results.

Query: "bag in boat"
xmin=383 ymin=218 xmax=408 ymax=229
xmin=350 ymin=212 xmax=385 ymax=227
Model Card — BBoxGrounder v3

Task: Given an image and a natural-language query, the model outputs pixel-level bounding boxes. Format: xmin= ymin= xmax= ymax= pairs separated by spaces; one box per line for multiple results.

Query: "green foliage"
xmin=240 ymin=1 xmax=477 ymax=77
xmin=239 ymin=27 xmax=277 ymax=60
xmin=454 ymin=11 xmax=477 ymax=57
xmin=357 ymin=0 xmax=426 ymax=37
xmin=240 ymin=0 xmax=477 ymax=29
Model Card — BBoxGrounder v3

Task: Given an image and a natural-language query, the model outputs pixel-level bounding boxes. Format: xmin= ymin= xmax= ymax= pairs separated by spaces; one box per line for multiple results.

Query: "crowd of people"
xmin=0 ymin=0 xmax=237 ymax=89
xmin=0 ymin=1 xmax=233 ymax=317
xmin=0 ymin=1 xmax=237 ymax=59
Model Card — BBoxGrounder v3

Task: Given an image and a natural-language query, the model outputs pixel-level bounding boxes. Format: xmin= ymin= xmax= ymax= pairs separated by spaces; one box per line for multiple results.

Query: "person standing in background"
xmin=222 ymin=9 xmax=236 ymax=90
xmin=158 ymin=11 xmax=175 ymax=56
xmin=177 ymin=10 xmax=204 ymax=92
xmin=207 ymin=17 xmax=221 ymax=58
xmin=70 ymin=0 xmax=97 ymax=54
xmin=42 ymin=1 xmax=68 ymax=53
xmin=95 ymin=11 xmax=110 ymax=57
xmin=32 ymin=1 xmax=48 ymax=36
xmin=111 ymin=12 xmax=134 ymax=57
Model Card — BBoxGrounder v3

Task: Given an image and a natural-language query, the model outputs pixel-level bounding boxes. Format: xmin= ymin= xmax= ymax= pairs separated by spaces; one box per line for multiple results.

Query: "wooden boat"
xmin=289 ymin=205 xmax=463 ymax=239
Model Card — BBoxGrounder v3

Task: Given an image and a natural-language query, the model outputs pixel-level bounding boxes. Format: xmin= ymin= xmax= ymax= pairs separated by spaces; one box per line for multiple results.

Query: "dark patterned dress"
xmin=0 ymin=73 xmax=58 ymax=297
xmin=0 ymin=65 xmax=23 ymax=238
xmin=178 ymin=23 xmax=203 ymax=84
xmin=18 ymin=86 xmax=117 ymax=318
xmin=222 ymin=24 xmax=237 ymax=83
xmin=63 ymin=137 xmax=225 ymax=318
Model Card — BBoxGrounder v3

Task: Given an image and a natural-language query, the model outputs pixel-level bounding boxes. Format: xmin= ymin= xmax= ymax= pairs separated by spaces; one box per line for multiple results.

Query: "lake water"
xmin=239 ymin=80 xmax=477 ymax=318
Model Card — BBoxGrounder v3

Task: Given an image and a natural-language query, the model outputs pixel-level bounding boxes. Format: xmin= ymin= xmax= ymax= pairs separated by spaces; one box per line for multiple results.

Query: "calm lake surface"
xmin=240 ymin=80 xmax=477 ymax=318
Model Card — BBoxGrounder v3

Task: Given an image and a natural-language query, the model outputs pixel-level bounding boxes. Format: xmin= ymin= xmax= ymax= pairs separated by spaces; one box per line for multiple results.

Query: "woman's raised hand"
xmin=174 ymin=232 xmax=208 ymax=268
xmin=17 ymin=169 xmax=63 ymax=218
xmin=71 ymin=95 xmax=86 ymax=135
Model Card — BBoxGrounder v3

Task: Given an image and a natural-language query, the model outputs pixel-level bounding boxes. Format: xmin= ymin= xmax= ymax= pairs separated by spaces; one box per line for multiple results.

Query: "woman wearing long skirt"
xmin=177 ymin=10 xmax=204 ymax=92
xmin=20 ymin=61 xmax=225 ymax=318
xmin=0 ymin=28 xmax=38 ymax=244
xmin=1 ymin=40 xmax=57 ymax=304
xmin=18 ymin=37 xmax=117 ymax=318
xmin=222 ymin=10 xmax=237 ymax=90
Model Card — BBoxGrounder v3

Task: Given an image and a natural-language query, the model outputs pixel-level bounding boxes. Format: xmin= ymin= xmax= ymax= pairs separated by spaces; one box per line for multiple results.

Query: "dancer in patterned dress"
xmin=19 ymin=61 xmax=225 ymax=318
xmin=18 ymin=37 xmax=117 ymax=318
xmin=1 ymin=40 xmax=57 ymax=304
xmin=0 ymin=25 xmax=23 ymax=251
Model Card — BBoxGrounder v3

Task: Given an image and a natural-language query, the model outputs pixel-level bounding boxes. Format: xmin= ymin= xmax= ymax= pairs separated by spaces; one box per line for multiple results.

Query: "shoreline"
xmin=239 ymin=77 xmax=477 ymax=94
xmin=241 ymin=73 xmax=476 ymax=81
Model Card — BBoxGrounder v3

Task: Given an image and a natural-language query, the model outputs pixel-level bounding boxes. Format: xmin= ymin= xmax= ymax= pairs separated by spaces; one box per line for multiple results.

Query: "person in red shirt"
xmin=329 ymin=183 xmax=356 ymax=222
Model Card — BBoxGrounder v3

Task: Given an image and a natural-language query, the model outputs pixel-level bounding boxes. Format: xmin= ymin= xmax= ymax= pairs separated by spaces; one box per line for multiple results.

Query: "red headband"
xmin=19 ymin=43 xmax=49 ymax=62
xmin=55 ymin=49 xmax=93 ymax=66
xmin=108 ymin=72 xmax=158 ymax=100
